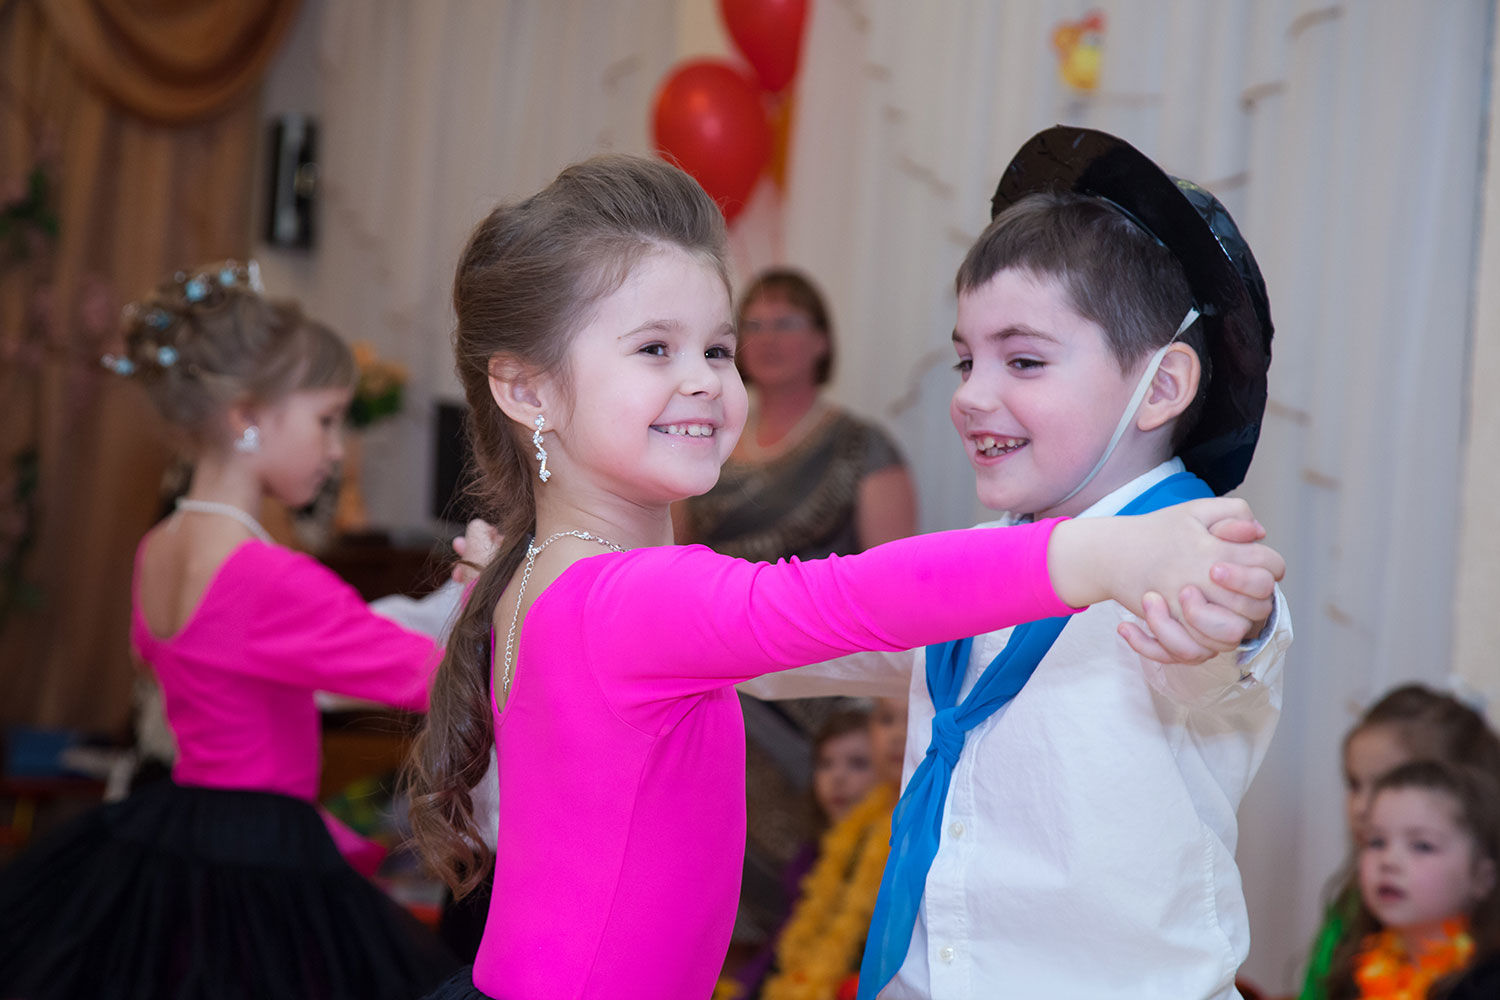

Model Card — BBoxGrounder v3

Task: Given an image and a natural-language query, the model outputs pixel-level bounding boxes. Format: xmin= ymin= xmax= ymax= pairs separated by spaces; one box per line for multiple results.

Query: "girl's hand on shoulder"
xmin=451 ymin=519 xmax=503 ymax=583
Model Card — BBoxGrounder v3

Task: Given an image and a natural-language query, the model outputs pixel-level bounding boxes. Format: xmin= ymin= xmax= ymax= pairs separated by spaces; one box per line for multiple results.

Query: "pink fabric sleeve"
xmin=584 ymin=520 xmax=1077 ymax=725
xmin=240 ymin=545 xmax=441 ymax=711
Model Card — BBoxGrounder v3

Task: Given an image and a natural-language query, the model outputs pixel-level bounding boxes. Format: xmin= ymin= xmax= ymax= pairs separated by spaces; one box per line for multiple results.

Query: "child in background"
xmin=401 ymin=153 xmax=1285 ymax=1000
xmin=744 ymin=125 xmax=1294 ymax=1000
xmin=1322 ymin=760 xmax=1500 ymax=1000
xmin=759 ymin=697 xmax=910 ymax=1000
xmin=0 ymin=262 xmax=457 ymax=999
xmin=1301 ymin=686 xmax=1500 ymax=1000
xmin=722 ymin=706 xmax=879 ymax=999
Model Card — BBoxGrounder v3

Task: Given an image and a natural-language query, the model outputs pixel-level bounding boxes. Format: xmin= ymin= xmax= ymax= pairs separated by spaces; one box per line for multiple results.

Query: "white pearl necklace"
xmin=175 ymin=497 xmax=273 ymax=543
xmin=501 ymin=530 xmax=624 ymax=694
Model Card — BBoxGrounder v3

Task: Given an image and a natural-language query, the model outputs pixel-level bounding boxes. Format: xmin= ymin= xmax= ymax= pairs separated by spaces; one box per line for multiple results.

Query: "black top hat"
xmin=990 ymin=125 xmax=1273 ymax=496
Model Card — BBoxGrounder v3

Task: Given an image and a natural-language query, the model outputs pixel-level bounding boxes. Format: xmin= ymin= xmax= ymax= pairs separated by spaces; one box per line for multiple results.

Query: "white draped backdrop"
xmin=256 ymin=1 xmax=1499 ymax=992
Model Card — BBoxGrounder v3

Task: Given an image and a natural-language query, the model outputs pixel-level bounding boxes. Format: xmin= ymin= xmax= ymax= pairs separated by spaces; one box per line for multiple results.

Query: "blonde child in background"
xmin=401 ymin=153 xmax=1285 ymax=1000
xmin=759 ymin=697 xmax=910 ymax=1000
xmin=0 ymin=262 xmax=457 ymax=999
xmin=1321 ymin=760 xmax=1500 ymax=999
xmin=1300 ymin=686 xmax=1500 ymax=1000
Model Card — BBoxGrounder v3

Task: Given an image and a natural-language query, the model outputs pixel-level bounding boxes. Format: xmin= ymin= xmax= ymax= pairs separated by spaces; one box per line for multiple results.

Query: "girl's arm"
xmin=245 ymin=546 xmax=441 ymax=711
xmin=588 ymin=498 xmax=1281 ymax=706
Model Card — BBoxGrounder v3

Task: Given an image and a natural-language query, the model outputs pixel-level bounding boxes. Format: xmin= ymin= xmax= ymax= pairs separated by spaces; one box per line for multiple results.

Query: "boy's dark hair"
xmin=956 ymin=190 xmax=1209 ymax=446
xmin=737 ymin=268 xmax=836 ymax=385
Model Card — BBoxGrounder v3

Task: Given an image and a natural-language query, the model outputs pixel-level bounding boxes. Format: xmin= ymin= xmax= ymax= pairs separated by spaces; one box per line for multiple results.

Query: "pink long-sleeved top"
xmin=129 ymin=539 xmax=440 ymax=802
xmin=474 ymin=522 xmax=1076 ymax=1000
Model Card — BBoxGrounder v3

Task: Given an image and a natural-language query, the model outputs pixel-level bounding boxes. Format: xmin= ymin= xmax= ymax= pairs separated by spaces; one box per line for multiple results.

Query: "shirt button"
xmin=940 ymin=946 xmax=956 ymax=963
xmin=948 ymin=820 xmax=965 ymax=838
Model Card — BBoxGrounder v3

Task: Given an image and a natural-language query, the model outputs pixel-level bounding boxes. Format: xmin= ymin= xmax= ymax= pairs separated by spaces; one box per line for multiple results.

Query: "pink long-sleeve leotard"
xmin=130 ymin=539 xmax=441 ymax=803
xmin=473 ymin=522 xmax=1077 ymax=1000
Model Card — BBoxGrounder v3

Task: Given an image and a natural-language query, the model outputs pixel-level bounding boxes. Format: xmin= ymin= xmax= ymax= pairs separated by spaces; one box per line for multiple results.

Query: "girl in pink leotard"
xmin=404 ymin=155 xmax=1284 ymax=1000
xmin=0 ymin=262 xmax=457 ymax=999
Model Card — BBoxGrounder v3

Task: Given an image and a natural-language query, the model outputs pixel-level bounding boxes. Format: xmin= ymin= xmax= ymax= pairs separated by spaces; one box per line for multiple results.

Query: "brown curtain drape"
xmin=0 ymin=0 xmax=298 ymax=732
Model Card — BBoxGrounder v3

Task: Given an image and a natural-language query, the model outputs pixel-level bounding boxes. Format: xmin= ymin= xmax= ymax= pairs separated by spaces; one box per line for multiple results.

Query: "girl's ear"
xmin=487 ymin=356 xmax=547 ymax=427
xmin=227 ymin=396 xmax=260 ymax=440
xmin=1137 ymin=343 xmax=1202 ymax=433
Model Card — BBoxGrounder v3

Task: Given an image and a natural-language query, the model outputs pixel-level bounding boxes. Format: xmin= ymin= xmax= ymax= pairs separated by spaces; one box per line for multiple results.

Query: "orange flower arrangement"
xmin=1353 ymin=917 xmax=1474 ymax=999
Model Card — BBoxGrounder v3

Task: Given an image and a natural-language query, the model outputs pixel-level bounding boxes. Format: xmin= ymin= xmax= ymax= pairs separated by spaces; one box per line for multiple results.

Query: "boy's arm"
xmin=737 ymin=647 xmax=916 ymax=700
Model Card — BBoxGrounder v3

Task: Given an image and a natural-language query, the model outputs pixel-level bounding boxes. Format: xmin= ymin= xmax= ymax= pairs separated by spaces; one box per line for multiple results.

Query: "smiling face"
xmin=253 ymin=385 xmax=352 ymax=508
xmin=951 ymin=268 xmax=1154 ymax=519
xmin=1359 ymin=786 xmax=1495 ymax=947
xmin=545 ymin=247 xmax=747 ymax=505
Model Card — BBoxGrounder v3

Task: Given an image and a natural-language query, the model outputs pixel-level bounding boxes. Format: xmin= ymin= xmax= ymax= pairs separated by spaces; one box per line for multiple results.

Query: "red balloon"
xmin=652 ymin=60 xmax=772 ymax=223
xmin=719 ymin=0 xmax=809 ymax=93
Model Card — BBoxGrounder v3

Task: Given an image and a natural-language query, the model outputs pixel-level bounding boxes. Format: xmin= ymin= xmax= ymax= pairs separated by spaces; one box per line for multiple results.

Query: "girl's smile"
xmin=544 ymin=247 xmax=747 ymax=506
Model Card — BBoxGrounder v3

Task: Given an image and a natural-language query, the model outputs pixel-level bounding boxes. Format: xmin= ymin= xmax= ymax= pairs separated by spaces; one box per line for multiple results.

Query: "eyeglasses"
xmin=740 ymin=315 xmax=815 ymax=335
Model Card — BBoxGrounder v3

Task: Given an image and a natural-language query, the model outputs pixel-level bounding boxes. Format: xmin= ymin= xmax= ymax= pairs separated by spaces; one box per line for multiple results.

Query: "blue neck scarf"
xmin=856 ymin=471 xmax=1212 ymax=999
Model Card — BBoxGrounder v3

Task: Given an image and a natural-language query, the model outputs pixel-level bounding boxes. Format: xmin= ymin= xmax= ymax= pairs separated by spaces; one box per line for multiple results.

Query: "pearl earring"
xmin=235 ymin=425 xmax=261 ymax=454
xmin=532 ymin=414 xmax=551 ymax=483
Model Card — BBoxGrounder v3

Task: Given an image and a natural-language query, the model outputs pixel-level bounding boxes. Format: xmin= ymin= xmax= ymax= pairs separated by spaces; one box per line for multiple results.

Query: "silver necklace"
xmin=501 ymin=530 xmax=624 ymax=694
xmin=174 ymin=497 xmax=273 ymax=544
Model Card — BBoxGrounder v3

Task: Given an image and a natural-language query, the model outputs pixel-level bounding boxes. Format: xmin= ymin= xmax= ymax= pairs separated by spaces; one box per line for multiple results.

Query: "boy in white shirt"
xmin=744 ymin=125 xmax=1292 ymax=999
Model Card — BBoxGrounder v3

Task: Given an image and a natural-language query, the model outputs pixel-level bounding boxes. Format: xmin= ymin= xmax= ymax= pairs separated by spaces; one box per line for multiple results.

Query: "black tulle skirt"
xmin=419 ymin=966 xmax=490 ymax=1000
xmin=0 ymin=780 xmax=458 ymax=1000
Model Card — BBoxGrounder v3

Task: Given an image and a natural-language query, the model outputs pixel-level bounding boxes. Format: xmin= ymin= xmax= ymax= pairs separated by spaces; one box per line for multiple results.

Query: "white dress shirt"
xmin=742 ymin=460 xmax=1292 ymax=999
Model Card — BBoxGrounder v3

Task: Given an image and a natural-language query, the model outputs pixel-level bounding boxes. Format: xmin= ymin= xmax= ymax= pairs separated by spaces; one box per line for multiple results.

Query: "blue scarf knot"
xmin=927 ymin=707 xmax=966 ymax=767
xmin=855 ymin=471 xmax=1212 ymax=999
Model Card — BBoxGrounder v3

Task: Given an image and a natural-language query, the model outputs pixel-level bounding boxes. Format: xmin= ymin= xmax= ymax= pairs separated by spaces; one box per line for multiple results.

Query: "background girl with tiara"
xmin=403 ymin=153 xmax=1285 ymax=1000
xmin=0 ymin=262 xmax=458 ymax=999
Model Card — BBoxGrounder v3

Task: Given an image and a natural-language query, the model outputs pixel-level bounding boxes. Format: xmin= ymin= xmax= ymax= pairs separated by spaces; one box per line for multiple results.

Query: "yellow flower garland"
xmin=1354 ymin=917 xmax=1474 ymax=1000
xmin=762 ymin=782 xmax=897 ymax=1000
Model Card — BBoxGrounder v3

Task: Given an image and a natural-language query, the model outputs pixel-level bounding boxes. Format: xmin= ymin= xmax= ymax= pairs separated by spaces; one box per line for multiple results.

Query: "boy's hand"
xmin=1118 ymin=586 xmax=1270 ymax=664
xmin=451 ymin=519 xmax=503 ymax=583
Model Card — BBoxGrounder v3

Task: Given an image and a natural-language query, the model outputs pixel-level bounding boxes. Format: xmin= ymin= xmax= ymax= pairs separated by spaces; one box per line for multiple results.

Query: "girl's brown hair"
xmin=119 ymin=261 xmax=353 ymax=445
xmin=1326 ymin=759 xmax=1500 ymax=1000
xmin=404 ymin=155 xmax=729 ymax=896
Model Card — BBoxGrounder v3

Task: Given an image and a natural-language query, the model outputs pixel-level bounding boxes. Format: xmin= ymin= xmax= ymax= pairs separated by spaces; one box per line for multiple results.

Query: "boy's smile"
xmin=950 ymin=267 xmax=1154 ymax=519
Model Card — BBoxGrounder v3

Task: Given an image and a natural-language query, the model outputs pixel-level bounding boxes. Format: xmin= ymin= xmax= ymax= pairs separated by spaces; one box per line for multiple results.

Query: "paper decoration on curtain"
xmin=650 ymin=0 xmax=810 ymax=223
xmin=1052 ymin=10 xmax=1106 ymax=93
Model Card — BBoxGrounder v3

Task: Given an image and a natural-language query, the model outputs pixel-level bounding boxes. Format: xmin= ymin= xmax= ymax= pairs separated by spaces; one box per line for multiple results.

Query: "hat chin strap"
xmin=1053 ymin=307 xmax=1200 ymax=509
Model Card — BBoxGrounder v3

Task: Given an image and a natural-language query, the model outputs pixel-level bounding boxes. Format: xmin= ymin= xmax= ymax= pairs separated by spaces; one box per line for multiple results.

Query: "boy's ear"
xmin=1137 ymin=344 xmax=1201 ymax=433
xmin=487 ymin=356 xmax=547 ymax=427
